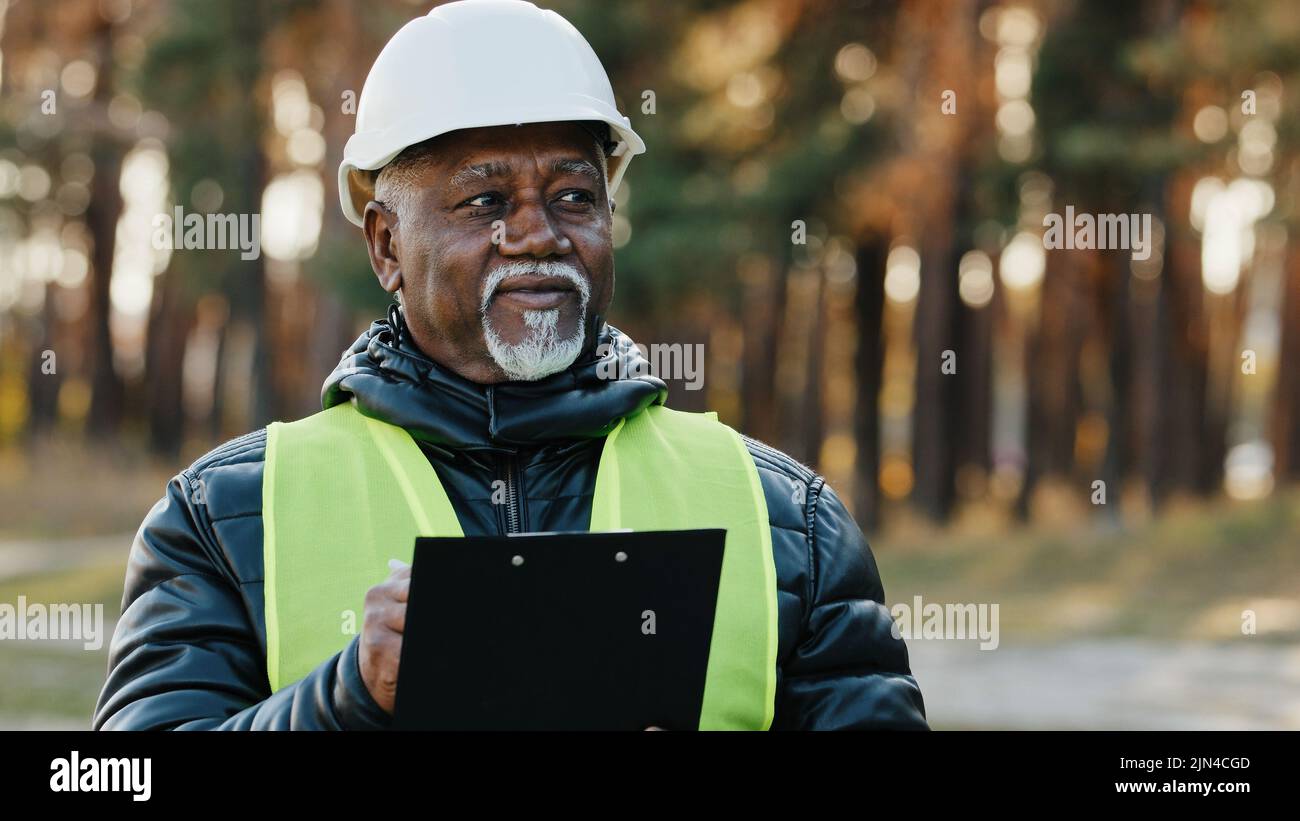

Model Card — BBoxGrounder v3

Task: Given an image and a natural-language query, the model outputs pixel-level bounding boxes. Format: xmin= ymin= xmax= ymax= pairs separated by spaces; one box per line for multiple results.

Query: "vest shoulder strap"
xmin=594 ymin=404 xmax=778 ymax=729
xmin=263 ymin=401 xmax=462 ymax=692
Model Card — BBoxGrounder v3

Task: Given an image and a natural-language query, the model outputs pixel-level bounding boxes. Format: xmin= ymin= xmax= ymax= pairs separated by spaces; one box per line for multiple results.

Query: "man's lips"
xmin=490 ymin=275 xmax=578 ymax=310
xmin=494 ymin=275 xmax=577 ymax=294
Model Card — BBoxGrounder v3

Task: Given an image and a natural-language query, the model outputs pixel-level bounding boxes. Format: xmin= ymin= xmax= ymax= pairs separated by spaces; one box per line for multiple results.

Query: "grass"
xmin=0 ymin=562 xmax=126 ymax=726
xmin=875 ymin=486 xmax=1300 ymax=643
xmin=0 ymin=439 xmax=174 ymax=541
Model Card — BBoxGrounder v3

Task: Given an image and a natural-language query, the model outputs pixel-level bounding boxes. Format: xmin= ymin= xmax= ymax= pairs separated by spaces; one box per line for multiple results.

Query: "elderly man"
xmin=94 ymin=0 xmax=926 ymax=730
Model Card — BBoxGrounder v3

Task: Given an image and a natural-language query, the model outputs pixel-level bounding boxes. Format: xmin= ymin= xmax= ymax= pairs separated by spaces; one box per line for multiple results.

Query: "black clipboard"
xmin=392 ymin=529 xmax=726 ymax=731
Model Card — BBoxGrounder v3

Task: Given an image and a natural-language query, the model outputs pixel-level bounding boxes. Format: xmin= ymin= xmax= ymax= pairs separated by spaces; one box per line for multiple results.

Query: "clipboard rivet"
xmin=615 ymin=551 xmax=628 ymax=563
xmin=511 ymin=555 xmax=525 ymax=567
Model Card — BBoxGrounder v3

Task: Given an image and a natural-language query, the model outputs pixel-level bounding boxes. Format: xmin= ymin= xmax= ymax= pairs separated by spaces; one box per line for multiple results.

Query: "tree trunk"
xmin=230 ymin=0 xmax=274 ymax=427
xmin=145 ymin=268 xmax=194 ymax=459
xmin=84 ymin=17 xmax=124 ymax=438
xmin=956 ymin=274 xmax=993 ymax=483
xmin=902 ymin=0 xmax=977 ymax=522
xmin=26 ymin=284 xmax=62 ymax=436
xmin=853 ymin=237 xmax=888 ymax=530
xmin=1099 ymin=252 xmax=1133 ymax=522
xmin=800 ymin=269 xmax=828 ymax=467
xmin=1273 ymin=242 xmax=1300 ymax=480
xmin=740 ymin=257 xmax=788 ymax=445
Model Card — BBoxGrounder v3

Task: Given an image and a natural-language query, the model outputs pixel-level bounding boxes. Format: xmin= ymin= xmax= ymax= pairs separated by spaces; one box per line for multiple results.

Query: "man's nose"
xmin=496 ymin=196 xmax=573 ymax=258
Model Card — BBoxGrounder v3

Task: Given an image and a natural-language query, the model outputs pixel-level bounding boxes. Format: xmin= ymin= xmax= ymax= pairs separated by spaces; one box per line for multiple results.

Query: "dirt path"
xmin=909 ymin=638 xmax=1300 ymax=729
xmin=0 ymin=535 xmax=130 ymax=581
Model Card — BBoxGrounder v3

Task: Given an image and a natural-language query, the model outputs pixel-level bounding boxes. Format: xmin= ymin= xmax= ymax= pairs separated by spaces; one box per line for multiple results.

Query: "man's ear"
xmin=363 ymin=200 xmax=402 ymax=295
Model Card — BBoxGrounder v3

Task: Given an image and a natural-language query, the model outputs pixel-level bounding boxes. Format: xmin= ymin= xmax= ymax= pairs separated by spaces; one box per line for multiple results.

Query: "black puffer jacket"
xmin=93 ymin=314 xmax=927 ymax=730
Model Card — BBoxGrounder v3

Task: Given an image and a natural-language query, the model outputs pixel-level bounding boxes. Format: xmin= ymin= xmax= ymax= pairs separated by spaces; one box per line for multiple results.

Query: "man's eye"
xmin=558 ymin=190 xmax=593 ymax=204
xmin=463 ymin=193 xmax=501 ymax=208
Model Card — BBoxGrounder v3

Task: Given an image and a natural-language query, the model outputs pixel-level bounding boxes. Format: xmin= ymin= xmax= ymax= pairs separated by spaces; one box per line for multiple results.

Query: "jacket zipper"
xmin=501 ymin=453 xmax=522 ymax=534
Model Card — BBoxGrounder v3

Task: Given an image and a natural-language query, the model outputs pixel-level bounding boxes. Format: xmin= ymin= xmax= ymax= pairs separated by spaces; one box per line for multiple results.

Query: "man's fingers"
xmin=367 ymin=574 xmax=411 ymax=604
xmin=391 ymin=576 xmax=411 ymax=603
xmin=363 ymin=562 xmax=411 ymax=636
xmin=364 ymin=596 xmax=407 ymax=633
xmin=379 ymin=599 xmax=407 ymax=633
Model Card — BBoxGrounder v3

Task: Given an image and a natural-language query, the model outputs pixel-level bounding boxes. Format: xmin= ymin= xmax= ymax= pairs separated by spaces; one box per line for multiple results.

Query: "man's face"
xmin=362 ymin=121 xmax=614 ymax=384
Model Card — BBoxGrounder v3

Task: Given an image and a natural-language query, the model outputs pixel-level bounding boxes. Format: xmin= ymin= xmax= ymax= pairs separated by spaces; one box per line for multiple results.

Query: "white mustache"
xmin=479 ymin=259 xmax=591 ymax=314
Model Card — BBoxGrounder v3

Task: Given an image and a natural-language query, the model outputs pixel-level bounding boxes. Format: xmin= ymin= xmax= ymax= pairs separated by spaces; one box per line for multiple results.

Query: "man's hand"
xmin=359 ymin=558 xmax=411 ymax=715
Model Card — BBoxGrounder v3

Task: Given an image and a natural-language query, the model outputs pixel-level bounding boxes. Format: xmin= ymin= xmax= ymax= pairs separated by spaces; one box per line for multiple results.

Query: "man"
xmin=94 ymin=0 xmax=927 ymax=730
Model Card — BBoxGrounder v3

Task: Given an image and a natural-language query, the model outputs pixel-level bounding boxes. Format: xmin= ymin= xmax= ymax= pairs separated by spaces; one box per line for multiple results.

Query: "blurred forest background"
xmin=1 ymin=0 xmax=1299 ymax=729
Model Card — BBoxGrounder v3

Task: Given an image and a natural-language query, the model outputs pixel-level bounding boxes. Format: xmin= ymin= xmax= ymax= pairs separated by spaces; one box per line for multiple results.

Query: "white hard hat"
xmin=337 ymin=0 xmax=646 ymax=227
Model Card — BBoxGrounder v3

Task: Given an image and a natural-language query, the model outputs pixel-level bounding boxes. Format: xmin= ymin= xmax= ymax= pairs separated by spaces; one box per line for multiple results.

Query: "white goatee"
xmin=480 ymin=259 xmax=591 ymax=381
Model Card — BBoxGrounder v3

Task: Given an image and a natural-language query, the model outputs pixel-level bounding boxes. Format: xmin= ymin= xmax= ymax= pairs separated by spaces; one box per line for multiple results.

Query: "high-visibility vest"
xmin=262 ymin=400 xmax=778 ymax=729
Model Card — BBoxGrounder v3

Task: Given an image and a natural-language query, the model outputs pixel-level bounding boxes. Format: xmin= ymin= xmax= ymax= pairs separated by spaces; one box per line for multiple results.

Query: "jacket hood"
xmin=321 ymin=306 xmax=667 ymax=450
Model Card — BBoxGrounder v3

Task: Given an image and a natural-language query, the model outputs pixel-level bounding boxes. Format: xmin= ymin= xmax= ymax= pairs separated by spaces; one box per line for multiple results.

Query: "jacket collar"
xmin=321 ymin=306 xmax=667 ymax=451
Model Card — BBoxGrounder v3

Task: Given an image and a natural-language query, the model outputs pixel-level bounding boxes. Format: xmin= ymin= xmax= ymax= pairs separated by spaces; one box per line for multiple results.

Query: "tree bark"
xmin=144 ymin=268 xmax=194 ymax=459
xmin=1273 ymin=243 xmax=1300 ymax=480
xmin=853 ymin=237 xmax=888 ymax=530
xmin=84 ymin=16 xmax=125 ymax=438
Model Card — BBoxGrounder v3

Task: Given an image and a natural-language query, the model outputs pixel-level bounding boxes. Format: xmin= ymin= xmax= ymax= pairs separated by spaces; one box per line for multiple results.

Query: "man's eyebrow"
xmin=550 ymin=157 xmax=601 ymax=184
xmin=446 ymin=157 xmax=602 ymax=191
xmin=447 ymin=161 xmax=514 ymax=191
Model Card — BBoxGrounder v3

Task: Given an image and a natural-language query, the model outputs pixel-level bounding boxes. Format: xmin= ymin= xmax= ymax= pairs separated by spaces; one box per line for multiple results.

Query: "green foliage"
xmin=309 ymin=233 xmax=392 ymax=317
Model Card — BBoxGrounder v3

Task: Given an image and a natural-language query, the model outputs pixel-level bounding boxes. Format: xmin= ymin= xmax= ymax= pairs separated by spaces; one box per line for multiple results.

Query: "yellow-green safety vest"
xmin=262 ymin=400 xmax=777 ymax=729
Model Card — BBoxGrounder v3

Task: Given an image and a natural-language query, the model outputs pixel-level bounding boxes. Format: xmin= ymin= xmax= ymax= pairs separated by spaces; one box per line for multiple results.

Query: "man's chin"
xmin=484 ymin=308 xmax=582 ymax=348
xmin=481 ymin=316 xmax=586 ymax=382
